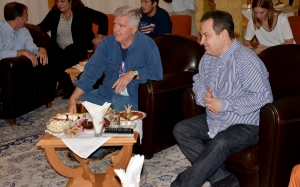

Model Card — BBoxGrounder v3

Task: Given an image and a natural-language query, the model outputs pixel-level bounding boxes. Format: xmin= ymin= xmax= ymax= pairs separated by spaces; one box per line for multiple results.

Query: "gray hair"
xmin=114 ymin=6 xmax=140 ymax=28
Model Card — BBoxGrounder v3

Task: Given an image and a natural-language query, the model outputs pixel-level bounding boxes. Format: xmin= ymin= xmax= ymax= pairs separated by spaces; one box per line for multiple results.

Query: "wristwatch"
xmin=132 ymin=70 xmax=138 ymax=79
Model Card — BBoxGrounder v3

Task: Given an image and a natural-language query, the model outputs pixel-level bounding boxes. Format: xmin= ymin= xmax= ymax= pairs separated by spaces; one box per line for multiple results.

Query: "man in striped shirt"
xmin=171 ymin=10 xmax=273 ymax=187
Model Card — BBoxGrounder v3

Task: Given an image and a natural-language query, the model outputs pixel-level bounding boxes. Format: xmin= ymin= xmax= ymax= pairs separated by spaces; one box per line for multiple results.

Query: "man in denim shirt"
xmin=171 ymin=11 xmax=273 ymax=187
xmin=67 ymin=6 xmax=163 ymax=161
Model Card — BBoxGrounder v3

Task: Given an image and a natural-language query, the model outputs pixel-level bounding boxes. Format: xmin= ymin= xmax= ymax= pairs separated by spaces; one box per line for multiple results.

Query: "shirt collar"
xmin=3 ymin=20 xmax=18 ymax=36
xmin=219 ymin=39 xmax=239 ymax=63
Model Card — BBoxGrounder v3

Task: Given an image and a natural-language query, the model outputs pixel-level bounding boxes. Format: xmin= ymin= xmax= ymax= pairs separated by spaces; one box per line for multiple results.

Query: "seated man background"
xmin=0 ymin=2 xmax=48 ymax=66
xmin=67 ymin=6 xmax=163 ymax=162
xmin=139 ymin=0 xmax=172 ymax=38
xmin=171 ymin=10 xmax=273 ymax=187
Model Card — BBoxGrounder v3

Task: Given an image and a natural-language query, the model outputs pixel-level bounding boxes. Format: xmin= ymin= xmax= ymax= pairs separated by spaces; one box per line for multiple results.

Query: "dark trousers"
xmin=54 ymin=44 xmax=87 ymax=93
xmin=171 ymin=113 xmax=259 ymax=187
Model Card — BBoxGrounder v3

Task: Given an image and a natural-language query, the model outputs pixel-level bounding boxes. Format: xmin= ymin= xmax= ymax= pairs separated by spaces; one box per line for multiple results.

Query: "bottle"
xmin=87 ymin=50 xmax=94 ymax=60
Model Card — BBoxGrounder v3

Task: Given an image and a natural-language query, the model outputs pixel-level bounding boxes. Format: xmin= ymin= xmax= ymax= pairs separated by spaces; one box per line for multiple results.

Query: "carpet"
xmin=0 ymin=98 xmax=194 ymax=187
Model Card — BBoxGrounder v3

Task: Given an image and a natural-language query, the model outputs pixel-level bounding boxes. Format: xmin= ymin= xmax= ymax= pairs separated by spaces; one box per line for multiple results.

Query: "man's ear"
xmin=131 ymin=26 xmax=138 ymax=34
xmin=153 ymin=1 xmax=157 ymax=7
xmin=221 ymin=29 xmax=229 ymax=40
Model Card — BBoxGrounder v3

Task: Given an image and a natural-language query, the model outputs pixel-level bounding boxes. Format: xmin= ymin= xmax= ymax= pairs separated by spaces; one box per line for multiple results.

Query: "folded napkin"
xmin=73 ymin=64 xmax=84 ymax=72
xmin=82 ymin=101 xmax=111 ymax=134
xmin=114 ymin=154 xmax=144 ymax=187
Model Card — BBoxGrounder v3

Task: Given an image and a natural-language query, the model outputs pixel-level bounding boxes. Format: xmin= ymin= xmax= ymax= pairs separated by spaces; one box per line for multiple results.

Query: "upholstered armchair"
xmin=0 ymin=23 xmax=55 ymax=125
xmin=133 ymin=34 xmax=205 ymax=159
xmin=182 ymin=44 xmax=300 ymax=187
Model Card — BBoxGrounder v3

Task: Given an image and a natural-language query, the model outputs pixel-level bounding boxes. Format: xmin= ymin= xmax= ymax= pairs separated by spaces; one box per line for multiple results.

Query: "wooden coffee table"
xmin=37 ymin=132 xmax=138 ymax=187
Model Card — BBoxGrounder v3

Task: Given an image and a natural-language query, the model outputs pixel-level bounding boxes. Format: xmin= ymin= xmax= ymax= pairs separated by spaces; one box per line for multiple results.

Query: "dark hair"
xmin=4 ymin=2 xmax=27 ymax=21
xmin=252 ymin=0 xmax=275 ymax=31
xmin=53 ymin=0 xmax=84 ymax=13
xmin=200 ymin=10 xmax=235 ymax=39
xmin=151 ymin=0 xmax=159 ymax=5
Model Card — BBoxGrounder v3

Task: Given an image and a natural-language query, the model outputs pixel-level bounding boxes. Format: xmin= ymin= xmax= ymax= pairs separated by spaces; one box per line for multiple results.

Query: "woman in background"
xmin=38 ymin=0 xmax=108 ymax=99
xmin=243 ymin=0 xmax=294 ymax=54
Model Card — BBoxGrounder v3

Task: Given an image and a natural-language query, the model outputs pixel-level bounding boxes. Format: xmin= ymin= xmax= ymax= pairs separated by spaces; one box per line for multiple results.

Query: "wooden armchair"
xmin=133 ymin=34 xmax=205 ymax=158
xmin=288 ymin=16 xmax=300 ymax=43
xmin=182 ymin=44 xmax=300 ymax=187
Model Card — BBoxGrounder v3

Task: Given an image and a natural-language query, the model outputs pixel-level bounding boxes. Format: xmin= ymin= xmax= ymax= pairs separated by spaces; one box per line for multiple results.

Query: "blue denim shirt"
xmin=76 ymin=31 xmax=163 ymax=105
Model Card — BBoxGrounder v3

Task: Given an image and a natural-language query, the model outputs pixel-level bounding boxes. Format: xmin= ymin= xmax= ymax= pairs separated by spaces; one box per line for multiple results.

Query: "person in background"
xmin=37 ymin=0 xmax=108 ymax=99
xmin=139 ymin=0 xmax=172 ymax=38
xmin=169 ymin=0 xmax=216 ymax=37
xmin=171 ymin=10 xmax=273 ymax=187
xmin=243 ymin=0 xmax=294 ymax=54
xmin=0 ymin=2 xmax=48 ymax=67
xmin=289 ymin=164 xmax=300 ymax=187
xmin=66 ymin=6 xmax=163 ymax=162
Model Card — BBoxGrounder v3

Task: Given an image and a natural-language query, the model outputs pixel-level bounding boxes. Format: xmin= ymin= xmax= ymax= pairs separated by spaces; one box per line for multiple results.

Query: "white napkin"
xmin=82 ymin=102 xmax=111 ymax=134
xmin=114 ymin=154 xmax=144 ymax=187
xmin=72 ymin=64 xmax=84 ymax=72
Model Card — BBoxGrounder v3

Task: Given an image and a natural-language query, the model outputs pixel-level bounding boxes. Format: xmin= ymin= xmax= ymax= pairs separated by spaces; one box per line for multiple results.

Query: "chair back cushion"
xmin=170 ymin=15 xmax=191 ymax=35
xmin=258 ymin=44 xmax=300 ymax=100
xmin=288 ymin=16 xmax=300 ymax=44
xmin=153 ymin=34 xmax=204 ymax=74
xmin=92 ymin=14 xmax=114 ymax=37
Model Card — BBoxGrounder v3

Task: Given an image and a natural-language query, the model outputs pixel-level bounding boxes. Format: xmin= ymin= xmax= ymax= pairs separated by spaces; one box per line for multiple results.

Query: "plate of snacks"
xmin=54 ymin=113 xmax=86 ymax=121
xmin=64 ymin=126 xmax=82 ymax=138
xmin=46 ymin=118 xmax=71 ymax=134
xmin=119 ymin=105 xmax=146 ymax=121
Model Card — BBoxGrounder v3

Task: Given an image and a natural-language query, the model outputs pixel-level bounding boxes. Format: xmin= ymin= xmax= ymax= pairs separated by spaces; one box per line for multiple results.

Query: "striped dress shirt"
xmin=0 ymin=21 xmax=39 ymax=60
xmin=193 ymin=39 xmax=273 ymax=138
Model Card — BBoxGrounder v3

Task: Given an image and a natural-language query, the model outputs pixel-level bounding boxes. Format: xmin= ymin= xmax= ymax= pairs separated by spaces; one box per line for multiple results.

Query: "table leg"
xmin=43 ymin=147 xmax=94 ymax=187
xmin=102 ymin=145 xmax=133 ymax=187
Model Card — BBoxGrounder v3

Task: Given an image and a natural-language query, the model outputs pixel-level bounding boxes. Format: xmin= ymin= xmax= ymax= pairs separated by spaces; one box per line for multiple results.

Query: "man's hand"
xmin=203 ymin=88 xmax=221 ymax=114
xmin=254 ymin=44 xmax=268 ymax=54
xmin=208 ymin=0 xmax=216 ymax=10
xmin=92 ymin=34 xmax=103 ymax=46
xmin=37 ymin=47 xmax=48 ymax=65
xmin=68 ymin=87 xmax=85 ymax=113
xmin=112 ymin=71 xmax=134 ymax=93
xmin=17 ymin=50 xmax=38 ymax=67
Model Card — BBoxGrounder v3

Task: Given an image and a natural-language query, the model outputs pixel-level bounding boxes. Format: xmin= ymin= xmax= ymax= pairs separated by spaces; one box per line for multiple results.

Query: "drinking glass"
xmin=110 ymin=109 xmax=120 ymax=128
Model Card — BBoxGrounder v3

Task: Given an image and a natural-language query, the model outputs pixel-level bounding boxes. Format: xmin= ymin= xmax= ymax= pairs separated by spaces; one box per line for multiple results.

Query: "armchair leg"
xmin=8 ymin=118 xmax=16 ymax=125
xmin=45 ymin=101 xmax=52 ymax=108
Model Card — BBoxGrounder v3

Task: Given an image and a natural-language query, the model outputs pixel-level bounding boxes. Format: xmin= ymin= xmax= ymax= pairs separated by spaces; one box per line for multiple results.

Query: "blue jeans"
xmin=80 ymin=89 xmax=138 ymax=111
xmin=171 ymin=113 xmax=259 ymax=187
xmin=80 ymin=90 xmax=138 ymax=157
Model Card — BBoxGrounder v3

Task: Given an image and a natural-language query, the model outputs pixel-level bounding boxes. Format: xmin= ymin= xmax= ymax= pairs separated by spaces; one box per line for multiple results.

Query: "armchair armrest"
xmin=259 ymin=96 xmax=300 ymax=187
xmin=182 ymin=87 xmax=205 ymax=119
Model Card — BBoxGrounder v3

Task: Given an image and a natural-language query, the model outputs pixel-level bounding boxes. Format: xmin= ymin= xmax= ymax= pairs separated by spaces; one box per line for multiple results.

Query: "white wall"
xmin=0 ymin=0 xmax=170 ymax=24
xmin=0 ymin=0 xmax=49 ymax=24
